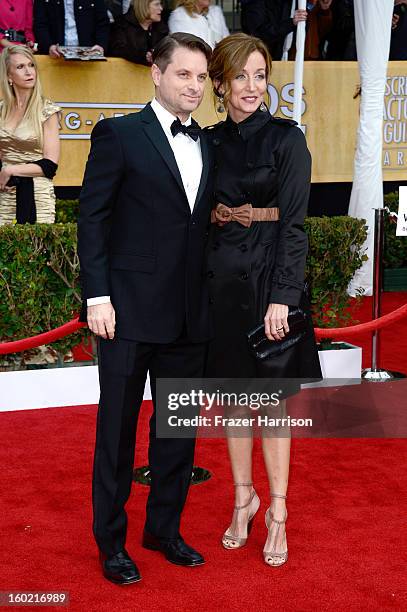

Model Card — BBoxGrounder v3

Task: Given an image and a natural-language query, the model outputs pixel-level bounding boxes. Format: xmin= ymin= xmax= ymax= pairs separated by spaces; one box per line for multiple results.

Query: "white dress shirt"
xmin=168 ymin=5 xmax=229 ymax=49
xmin=87 ymin=98 xmax=203 ymax=306
xmin=64 ymin=0 xmax=79 ymax=47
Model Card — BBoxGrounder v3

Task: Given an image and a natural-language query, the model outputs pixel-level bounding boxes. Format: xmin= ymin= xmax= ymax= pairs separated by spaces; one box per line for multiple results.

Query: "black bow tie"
xmin=170 ymin=117 xmax=201 ymax=141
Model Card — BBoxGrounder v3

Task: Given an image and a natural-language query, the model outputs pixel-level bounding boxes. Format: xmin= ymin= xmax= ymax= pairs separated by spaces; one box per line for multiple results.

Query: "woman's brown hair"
xmin=133 ymin=0 xmax=156 ymax=24
xmin=208 ymin=33 xmax=272 ymax=111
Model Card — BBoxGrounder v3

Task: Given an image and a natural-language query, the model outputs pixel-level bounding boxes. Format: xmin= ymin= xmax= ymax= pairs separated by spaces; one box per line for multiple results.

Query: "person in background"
xmin=390 ymin=0 xmax=407 ymax=60
xmin=325 ymin=0 xmax=356 ymax=60
xmin=303 ymin=0 xmax=333 ymax=60
xmin=33 ymin=0 xmax=110 ymax=57
xmin=0 ymin=0 xmax=35 ymax=53
xmin=105 ymin=0 xmax=132 ymax=22
xmin=109 ymin=0 xmax=168 ymax=65
xmin=169 ymin=0 xmax=229 ymax=49
xmin=240 ymin=0 xmax=307 ymax=59
xmin=0 ymin=46 xmax=60 ymax=224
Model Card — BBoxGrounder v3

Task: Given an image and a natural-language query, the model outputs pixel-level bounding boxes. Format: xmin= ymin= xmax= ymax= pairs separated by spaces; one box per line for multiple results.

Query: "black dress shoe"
xmin=142 ymin=531 xmax=205 ymax=566
xmin=99 ymin=550 xmax=142 ymax=585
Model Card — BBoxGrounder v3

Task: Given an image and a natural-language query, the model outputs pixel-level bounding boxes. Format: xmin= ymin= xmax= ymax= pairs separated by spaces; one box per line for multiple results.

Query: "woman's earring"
xmin=260 ymin=101 xmax=268 ymax=112
xmin=217 ymin=95 xmax=225 ymax=113
xmin=8 ymin=80 xmax=13 ymax=87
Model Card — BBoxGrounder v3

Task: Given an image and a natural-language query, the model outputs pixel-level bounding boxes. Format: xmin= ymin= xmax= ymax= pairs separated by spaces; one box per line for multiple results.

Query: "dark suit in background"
xmin=241 ymin=0 xmax=295 ymax=60
xmin=109 ymin=8 xmax=169 ymax=65
xmin=33 ymin=0 xmax=110 ymax=54
xmin=78 ymin=103 xmax=213 ymax=556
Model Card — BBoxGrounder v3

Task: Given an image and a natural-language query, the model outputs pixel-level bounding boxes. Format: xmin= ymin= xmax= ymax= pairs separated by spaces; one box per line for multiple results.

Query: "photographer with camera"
xmin=0 ymin=0 xmax=36 ymax=53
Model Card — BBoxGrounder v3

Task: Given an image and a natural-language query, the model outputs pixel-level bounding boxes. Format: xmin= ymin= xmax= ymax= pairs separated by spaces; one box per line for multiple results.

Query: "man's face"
xmin=151 ymin=47 xmax=208 ymax=120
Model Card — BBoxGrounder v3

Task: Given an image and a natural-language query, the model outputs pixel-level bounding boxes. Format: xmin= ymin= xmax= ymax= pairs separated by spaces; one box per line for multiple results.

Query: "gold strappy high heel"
xmin=222 ymin=482 xmax=260 ymax=550
xmin=263 ymin=492 xmax=288 ymax=567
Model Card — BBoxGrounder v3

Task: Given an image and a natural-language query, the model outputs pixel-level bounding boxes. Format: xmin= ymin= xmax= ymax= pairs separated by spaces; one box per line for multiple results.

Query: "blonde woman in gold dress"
xmin=0 ymin=45 xmax=60 ymax=225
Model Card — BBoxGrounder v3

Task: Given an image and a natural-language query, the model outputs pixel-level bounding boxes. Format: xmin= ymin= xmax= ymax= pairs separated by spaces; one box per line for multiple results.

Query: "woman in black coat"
xmin=109 ymin=0 xmax=168 ymax=65
xmin=206 ymin=33 xmax=321 ymax=567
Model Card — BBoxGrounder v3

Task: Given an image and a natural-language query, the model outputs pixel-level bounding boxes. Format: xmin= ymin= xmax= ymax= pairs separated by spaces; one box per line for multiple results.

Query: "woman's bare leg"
xmin=261 ymin=400 xmax=290 ymax=564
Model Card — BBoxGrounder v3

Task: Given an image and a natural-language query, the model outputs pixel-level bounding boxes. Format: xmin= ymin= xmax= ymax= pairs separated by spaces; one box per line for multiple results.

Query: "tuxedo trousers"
xmin=93 ymin=333 xmax=207 ymax=556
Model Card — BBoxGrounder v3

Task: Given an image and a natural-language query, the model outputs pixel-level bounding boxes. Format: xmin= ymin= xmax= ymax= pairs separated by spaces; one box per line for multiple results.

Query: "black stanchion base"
xmin=362 ymin=368 xmax=406 ymax=382
xmin=133 ymin=465 xmax=211 ymax=486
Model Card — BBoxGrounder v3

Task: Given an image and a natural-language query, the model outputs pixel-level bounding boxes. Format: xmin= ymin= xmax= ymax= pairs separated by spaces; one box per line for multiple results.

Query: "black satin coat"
xmin=205 ymin=108 xmax=321 ymax=379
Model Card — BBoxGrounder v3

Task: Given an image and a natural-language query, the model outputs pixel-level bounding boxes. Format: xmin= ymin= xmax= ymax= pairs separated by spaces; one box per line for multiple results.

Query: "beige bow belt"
xmin=210 ymin=203 xmax=279 ymax=228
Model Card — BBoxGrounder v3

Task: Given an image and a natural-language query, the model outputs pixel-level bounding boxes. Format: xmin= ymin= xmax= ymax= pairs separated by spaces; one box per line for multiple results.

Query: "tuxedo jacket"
xmin=33 ymin=0 xmax=110 ymax=54
xmin=78 ymin=103 xmax=214 ymax=344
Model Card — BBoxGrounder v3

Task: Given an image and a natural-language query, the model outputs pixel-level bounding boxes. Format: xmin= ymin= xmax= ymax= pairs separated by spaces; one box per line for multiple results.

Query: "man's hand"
xmin=87 ymin=303 xmax=116 ymax=339
xmin=264 ymin=303 xmax=289 ymax=342
xmin=90 ymin=45 xmax=104 ymax=55
xmin=49 ymin=44 xmax=62 ymax=58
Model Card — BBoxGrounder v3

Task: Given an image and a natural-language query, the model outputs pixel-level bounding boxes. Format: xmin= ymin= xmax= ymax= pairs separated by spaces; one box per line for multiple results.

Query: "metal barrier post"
xmin=362 ymin=208 xmax=405 ymax=381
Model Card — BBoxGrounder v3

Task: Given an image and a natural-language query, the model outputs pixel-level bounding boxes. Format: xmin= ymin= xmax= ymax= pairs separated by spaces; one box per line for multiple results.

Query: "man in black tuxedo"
xmin=78 ymin=33 xmax=213 ymax=585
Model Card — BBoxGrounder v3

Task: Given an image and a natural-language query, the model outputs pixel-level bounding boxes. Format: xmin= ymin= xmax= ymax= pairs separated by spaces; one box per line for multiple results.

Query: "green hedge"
xmin=56 ymin=193 xmax=406 ymax=267
xmin=0 ymin=216 xmax=367 ymax=357
xmin=0 ymin=223 xmax=88 ymax=357
xmin=305 ymin=216 xmax=367 ymax=326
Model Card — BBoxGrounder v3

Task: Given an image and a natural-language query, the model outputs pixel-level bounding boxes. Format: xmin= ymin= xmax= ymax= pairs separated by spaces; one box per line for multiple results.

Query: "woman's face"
xmin=195 ymin=0 xmax=211 ymax=13
xmin=149 ymin=0 xmax=163 ymax=22
xmin=225 ymin=51 xmax=267 ymax=123
xmin=7 ymin=53 xmax=37 ymax=90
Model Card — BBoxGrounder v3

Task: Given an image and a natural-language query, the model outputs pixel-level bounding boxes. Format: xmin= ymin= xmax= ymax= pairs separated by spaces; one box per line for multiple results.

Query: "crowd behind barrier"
xmin=1 ymin=2 xmax=407 ymax=226
xmin=0 ymin=1 xmax=406 ymax=62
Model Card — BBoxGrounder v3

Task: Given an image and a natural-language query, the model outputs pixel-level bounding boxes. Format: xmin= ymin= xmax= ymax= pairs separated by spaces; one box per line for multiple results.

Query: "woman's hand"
xmin=0 ymin=167 xmax=12 ymax=191
xmin=264 ymin=303 xmax=289 ymax=342
xmin=293 ymin=9 xmax=308 ymax=26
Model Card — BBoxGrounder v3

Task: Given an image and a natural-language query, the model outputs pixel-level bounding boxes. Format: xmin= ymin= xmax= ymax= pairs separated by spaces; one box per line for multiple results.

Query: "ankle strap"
xmin=271 ymin=493 xmax=286 ymax=499
xmin=235 ymin=488 xmax=256 ymax=510
xmin=234 ymin=482 xmax=253 ymax=487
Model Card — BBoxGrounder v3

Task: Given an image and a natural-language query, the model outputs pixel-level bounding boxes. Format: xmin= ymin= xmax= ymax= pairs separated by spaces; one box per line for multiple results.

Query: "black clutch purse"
xmin=247 ymin=307 xmax=308 ymax=360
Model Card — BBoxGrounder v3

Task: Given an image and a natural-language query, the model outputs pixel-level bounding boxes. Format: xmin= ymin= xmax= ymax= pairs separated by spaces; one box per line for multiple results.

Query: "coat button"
xmin=207 ymin=271 xmax=214 ymax=278
xmin=240 ymin=272 xmax=249 ymax=280
xmin=247 ymin=161 xmax=254 ymax=168
xmin=209 ymin=298 xmax=214 ymax=304
xmin=239 ymin=244 xmax=248 ymax=252
xmin=213 ymin=138 xmax=220 ymax=146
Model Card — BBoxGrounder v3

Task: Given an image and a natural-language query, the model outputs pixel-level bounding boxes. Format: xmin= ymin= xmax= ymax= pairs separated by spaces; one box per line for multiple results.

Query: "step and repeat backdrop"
xmin=14 ymin=58 xmax=407 ymax=185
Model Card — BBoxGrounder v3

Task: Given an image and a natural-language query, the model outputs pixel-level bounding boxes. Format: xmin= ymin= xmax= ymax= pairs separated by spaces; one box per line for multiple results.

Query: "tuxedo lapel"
xmin=141 ymin=104 xmax=187 ymax=203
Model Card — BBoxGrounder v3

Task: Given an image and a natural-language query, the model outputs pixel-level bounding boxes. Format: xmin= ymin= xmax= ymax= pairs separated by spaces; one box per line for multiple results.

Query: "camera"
xmin=1 ymin=28 xmax=27 ymax=44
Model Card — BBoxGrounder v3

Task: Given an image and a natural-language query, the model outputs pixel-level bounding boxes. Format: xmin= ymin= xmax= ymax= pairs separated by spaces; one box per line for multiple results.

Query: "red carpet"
xmin=0 ymin=293 xmax=406 ymax=611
